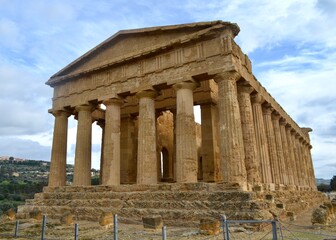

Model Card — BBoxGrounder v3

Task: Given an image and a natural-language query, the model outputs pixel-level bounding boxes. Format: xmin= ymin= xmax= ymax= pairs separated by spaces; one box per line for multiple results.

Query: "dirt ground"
xmin=1 ymin=205 xmax=336 ymax=240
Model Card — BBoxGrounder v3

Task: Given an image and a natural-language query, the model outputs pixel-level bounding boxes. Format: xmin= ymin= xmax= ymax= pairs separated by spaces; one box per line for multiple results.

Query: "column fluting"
xmin=173 ymin=81 xmax=198 ymax=183
xmin=136 ymin=90 xmax=158 ymax=184
xmin=213 ymin=71 xmax=247 ymax=187
xmin=49 ymin=110 xmax=69 ymax=187
xmin=73 ymin=104 xmax=93 ymax=186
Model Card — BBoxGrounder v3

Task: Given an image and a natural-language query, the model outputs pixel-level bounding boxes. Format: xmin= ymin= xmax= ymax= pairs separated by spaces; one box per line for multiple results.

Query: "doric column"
xmin=292 ymin=132 xmax=303 ymax=186
xmin=120 ymin=115 xmax=137 ymax=184
xmin=101 ymin=98 xmax=122 ymax=185
xmin=263 ymin=105 xmax=280 ymax=184
xmin=251 ymin=93 xmax=272 ymax=184
xmin=136 ymin=89 xmax=158 ymax=184
xmin=200 ymin=103 xmax=220 ymax=182
xmin=73 ymin=104 xmax=93 ymax=186
xmin=173 ymin=81 xmax=198 ymax=183
xmin=301 ymin=128 xmax=316 ymax=189
xmin=286 ymin=126 xmax=298 ymax=186
xmin=308 ymin=145 xmax=317 ymax=189
xmin=280 ymin=119 xmax=294 ymax=186
xmin=48 ymin=110 xmax=69 ymax=187
xmin=299 ymin=137 xmax=309 ymax=187
xmin=237 ymin=84 xmax=261 ymax=184
xmin=271 ymin=113 xmax=286 ymax=185
xmin=303 ymin=143 xmax=311 ymax=187
xmin=213 ymin=72 xmax=247 ymax=187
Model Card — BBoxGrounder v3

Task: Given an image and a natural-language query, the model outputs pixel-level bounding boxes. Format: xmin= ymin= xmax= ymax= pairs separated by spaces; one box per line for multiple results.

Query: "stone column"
xmin=301 ymin=128 xmax=316 ymax=189
xmin=48 ymin=110 xmax=69 ymax=187
xmin=271 ymin=113 xmax=286 ymax=185
xmin=251 ymin=93 xmax=272 ymax=184
xmin=73 ymin=104 xmax=93 ymax=186
xmin=136 ymin=89 xmax=158 ymax=184
xmin=173 ymin=81 xmax=198 ymax=183
xmin=308 ymin=145 xmax=317 ymax=189
xmin=213 ymin=72 xmax=247 ymax=187
xmin=237 ymin=84 xmax=261 ymax=184
xmin=286 ymin=125 xmax=298 ymax=186
xmin=200 ymin=103 xmax=220 ymax=182
xmin=101 ymin=98 xmax=122 ymax=185
xmin=280 ymin=119 xmax=294 ymax=186
xmin=292 ymin=131 xmax=303 ymax=186
xmin=302 ymin=143 xmax=312 ymax=188
xmin=299 ymin=137 xmax=309 ymax=187
xmin=263 ymin=105 xmax=280 ymax=184
xmin=120 ymin=115 xmax=137 ymax=184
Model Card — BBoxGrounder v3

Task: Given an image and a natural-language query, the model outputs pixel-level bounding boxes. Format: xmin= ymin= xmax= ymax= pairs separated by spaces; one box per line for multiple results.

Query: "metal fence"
xmin=1 ymin=214 xmax=336 ymax=240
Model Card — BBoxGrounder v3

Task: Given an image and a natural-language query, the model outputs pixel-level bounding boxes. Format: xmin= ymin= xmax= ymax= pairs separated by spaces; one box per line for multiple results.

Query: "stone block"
xmin=5 ymin=208 xmax=16 ymax=221
xmin=199 ymin=218 xmax=220 ymax=235
xmin=29 ymin=209 xmax=43 ymax=221
xmin=312 ymin=208 xmax=328 ymax=225
xmin=99 ymin=212 xmax=113 ymax=227
xmin=276 ymin=203 xmax=285 ymax=209
xmin=265 ymin=194 xmax=274 ymax=203
xmin=252 ymin=184 xmax=263 ymax=192
xmin=142 ymin=215 xmax=163 ymax=229
xmin=286 ymin=211 xmax=296 ymax=221
xmin=60 ymin=212 xmax=74 ymax=225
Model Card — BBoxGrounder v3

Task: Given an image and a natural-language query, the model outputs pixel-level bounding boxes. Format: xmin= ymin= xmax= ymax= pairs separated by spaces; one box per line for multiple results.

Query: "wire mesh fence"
xmin=1 ymin=214 xmax=336 ymax=239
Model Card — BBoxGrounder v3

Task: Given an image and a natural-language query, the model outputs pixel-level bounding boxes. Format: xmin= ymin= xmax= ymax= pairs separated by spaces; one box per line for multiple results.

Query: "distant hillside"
xmin=316 ymin=178 xmax=330 ymax=186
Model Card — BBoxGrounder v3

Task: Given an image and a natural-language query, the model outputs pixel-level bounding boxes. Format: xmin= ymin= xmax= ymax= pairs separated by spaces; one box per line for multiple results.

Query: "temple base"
xmin=17 ymin=183 xmax=326 ymax=226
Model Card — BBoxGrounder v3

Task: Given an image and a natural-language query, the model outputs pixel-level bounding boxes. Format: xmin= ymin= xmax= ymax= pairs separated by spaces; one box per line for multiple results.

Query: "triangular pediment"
xmin=47 ymin=20 xmax=239 ymax=86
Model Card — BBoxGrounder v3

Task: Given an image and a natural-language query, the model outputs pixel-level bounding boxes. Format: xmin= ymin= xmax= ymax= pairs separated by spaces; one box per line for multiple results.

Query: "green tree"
xmin=330 ymin=175 xmax=336 ymax=191
xmin=318 ymin=183 xmax=331 ymax=192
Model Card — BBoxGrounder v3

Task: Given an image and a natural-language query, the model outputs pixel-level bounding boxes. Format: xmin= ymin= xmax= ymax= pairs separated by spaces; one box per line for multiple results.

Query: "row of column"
xmin=233 ymin=79 xmax=316 ymax=190
xmin=48 ymin=70 xmax=316 ymax=190
xmin=48 ymin=80 xmax=199 ymax=187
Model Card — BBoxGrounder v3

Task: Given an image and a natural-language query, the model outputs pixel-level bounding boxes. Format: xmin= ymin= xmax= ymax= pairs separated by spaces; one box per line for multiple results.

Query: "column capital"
xmin=251 ymin=93 xmax=265 ymax=104
xmin=295 ymin=133 xmax=301 ymax=139
xmin=271 ymin=112 xmax=281 ymax=121
xmin=279 ymin=118 xmax=287 ymax=126
xmin=213 ymin=71 xmax=241 ymax=83
xmin=262 ymin=105 xmax=274 ymax=115
xmin=136 ymin=89 xmax=158 ymax=99
xmin=75 ymin=104 xmax=94 ymax=113
xmin=285 ymin=123 xmax=292 ymax=130
xmin=103 ymin=97 xmax=123 ymax=106
xmin=173 ymin=81 xmax=197 ymax=91
xmin=50 ymin=109 xmax=70 ymax=118
xmin=237 ymin=83 xmax=254 ymax=94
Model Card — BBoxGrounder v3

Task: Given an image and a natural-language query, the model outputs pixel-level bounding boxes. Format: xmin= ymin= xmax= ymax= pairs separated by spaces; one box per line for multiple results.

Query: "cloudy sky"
xmin=0 ymin=0 xmax=335 ymax=179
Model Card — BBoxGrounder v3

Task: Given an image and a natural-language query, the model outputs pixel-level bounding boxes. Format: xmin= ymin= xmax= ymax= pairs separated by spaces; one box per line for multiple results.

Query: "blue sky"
xmin=0 ymin=0 xmax=335 ymax=179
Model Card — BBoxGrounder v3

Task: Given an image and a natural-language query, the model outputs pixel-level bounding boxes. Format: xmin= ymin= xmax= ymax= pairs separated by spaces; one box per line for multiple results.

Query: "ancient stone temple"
xmin=18 ymin=21 xmax=324 ymax=223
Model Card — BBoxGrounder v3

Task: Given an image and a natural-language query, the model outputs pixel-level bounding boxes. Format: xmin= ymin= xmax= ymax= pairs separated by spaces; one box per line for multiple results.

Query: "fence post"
xmin=221 ymin=215 xmax=229 ymax=240
xmin=114 ymin=214 xmax=118 ymax=240
xmin=276 ymin=218 xmax=283 ymax=239
xmin=14 ymin=220 xmax=19 ymax=238
xmin=74 ymin=223 xmax=78 ymax=240
xmin=41 ymin=215 xmax=46 ymax=240
xmin=162 ymin=225 xmax=167 ymax=240
xmin=271 ymin=219 xmax=278 ymax=240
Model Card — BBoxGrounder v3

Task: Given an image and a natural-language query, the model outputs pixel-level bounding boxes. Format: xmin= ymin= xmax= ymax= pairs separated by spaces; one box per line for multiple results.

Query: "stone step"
xmin=40 ymin=190 xmax=254 ymax=202
xmin=42 ymin=183 xmax=243 ymax=194
xmin=18 ymin=204 xmax=257 ymax=226
xmin=24 ymin=197 xmax=265 ymax=211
